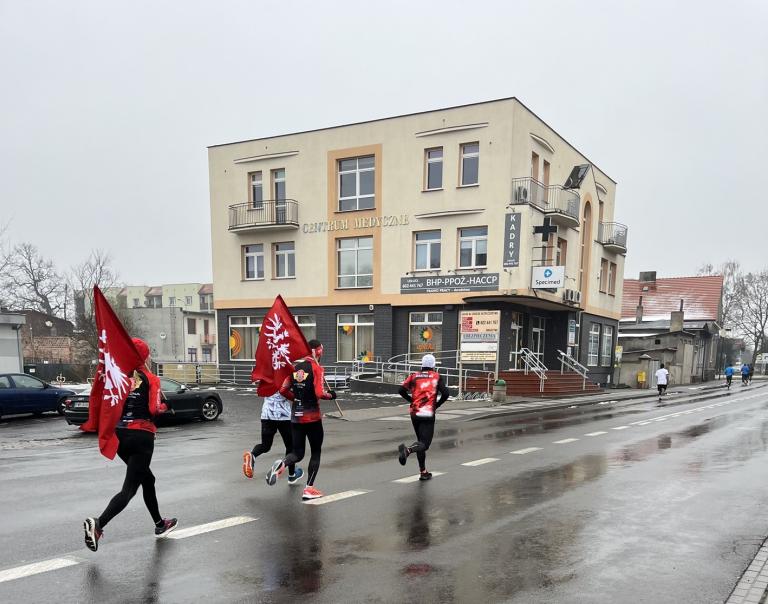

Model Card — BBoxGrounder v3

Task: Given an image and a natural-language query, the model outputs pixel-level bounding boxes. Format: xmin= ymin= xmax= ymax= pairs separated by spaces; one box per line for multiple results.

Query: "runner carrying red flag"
xmin=82 ymin=286 xmax=177 ymax=552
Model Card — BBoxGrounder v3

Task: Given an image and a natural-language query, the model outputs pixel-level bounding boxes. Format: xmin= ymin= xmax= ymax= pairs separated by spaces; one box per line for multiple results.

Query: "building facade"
xmin=619 ymin=272 xmax=723 ymax=384
xmin=208 ymin=98 xmax=627 ymax=384
xmin=0 ymin=311 xmax=25 ymax=373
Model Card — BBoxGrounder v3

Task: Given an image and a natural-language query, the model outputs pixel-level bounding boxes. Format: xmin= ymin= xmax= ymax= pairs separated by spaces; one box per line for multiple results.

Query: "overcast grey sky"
xmin=1 ymin=0 xmax=766 ymax=285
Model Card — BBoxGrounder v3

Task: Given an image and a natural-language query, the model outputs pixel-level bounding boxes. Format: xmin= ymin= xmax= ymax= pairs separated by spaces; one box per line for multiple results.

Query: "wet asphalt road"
xmin=2 ymin=385 xmax=768 ymax=603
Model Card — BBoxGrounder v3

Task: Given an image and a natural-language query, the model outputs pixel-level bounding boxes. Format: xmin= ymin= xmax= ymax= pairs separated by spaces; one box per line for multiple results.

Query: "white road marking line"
xmin=376 ymin=416 xmax=411 ymax=421
xmin=393 ymin=472 xmax=445 ymax=483
xmin=655 ymin=417 xmax=668 ymax=422
xmin=0 ymin=557 xmax=80 ymax=584
xmin=553 ymin=438 xmax=579 ymax=444
xmin=303 ymin=489 xmax=372 ymax=505
xmin=612 ymin=426 xmax=629 ymax=430
xmin=461 ymin=457 xmax=500 ymax=467
xmin=510 ymin=447 xmax=542 ymax=455
xmin=167 ymin=516 xmax=257 ymax=539
xmin=636 ymin=421 xmax=651 ymax=426
xmin=584 ymin=431 xmax=608 ymax=436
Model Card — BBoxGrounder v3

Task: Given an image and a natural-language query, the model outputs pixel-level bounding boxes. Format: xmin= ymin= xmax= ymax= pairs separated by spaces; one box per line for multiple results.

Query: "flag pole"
xmin=324 ymin=377 xmax=344 ymax=417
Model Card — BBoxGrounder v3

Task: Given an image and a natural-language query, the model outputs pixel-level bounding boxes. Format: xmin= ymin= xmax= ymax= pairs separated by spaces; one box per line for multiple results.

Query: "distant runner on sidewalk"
xmin=742 ymin=364 xmax=751 ymax=385
xmin=724 ymin=364 xmax=734 ymax=389
xmin=242 ymin=391 xmax=303 ymax=485
xmin=265 ymin=339 xmax=335 ymax=501
xmin=655 ymin=363 xmax=669 ymax=400
xmin=396 ymin=354 xmax=450 ymax=481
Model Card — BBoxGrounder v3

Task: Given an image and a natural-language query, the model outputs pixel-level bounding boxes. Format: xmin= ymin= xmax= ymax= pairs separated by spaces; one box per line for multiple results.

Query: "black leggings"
xmin=99 ymin=429 xmax=161 ymax=528
xmin=252 ymin=419 xmax=295 ymax=474
xmin=409 ymin=416 xmax=436 ymax=472
xmin=283 ymin=422 xmax=324 ymax=486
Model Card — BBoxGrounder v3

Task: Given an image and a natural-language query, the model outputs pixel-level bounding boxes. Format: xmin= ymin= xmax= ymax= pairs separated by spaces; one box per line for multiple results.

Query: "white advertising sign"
xmin=531 ymin=266 xmax=565 ymax=289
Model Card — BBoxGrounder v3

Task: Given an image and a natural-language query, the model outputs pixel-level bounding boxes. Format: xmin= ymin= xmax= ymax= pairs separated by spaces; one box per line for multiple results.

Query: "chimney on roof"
xmin=670 ymin=299 xmax=684 ymax=332
xmin=635 ymin=295 xmax=643 ymax=324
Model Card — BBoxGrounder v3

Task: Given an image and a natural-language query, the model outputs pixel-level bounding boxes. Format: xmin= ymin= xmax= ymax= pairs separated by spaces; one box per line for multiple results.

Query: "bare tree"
xmin=1 ymin=242 xmax=66 ymax=316
xmin=734 ymin=271 xmax=768 ymax=366
xmin=69 ymin=250 xmax=134 ymax=356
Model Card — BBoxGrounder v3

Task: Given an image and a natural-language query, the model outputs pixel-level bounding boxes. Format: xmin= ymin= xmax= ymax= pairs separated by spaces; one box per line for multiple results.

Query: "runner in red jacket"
xmin=397 ymin=354 xmax=450 ymax=480
xmin=265 ymin=339 xmax=336 ymax=500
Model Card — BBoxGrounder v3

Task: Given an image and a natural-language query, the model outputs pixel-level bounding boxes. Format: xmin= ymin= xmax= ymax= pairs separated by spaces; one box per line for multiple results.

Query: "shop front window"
xmin=587 ymin=323 xmax=600 ymax=366
xmin=296 ymin=315 xmax=317 ymax=342
xmin=409 ymin=312 xmax=443 ymax=357
xmin=229 ymin=315 xmax=262 ymax=361
xmin=337 ymin=313 xmax=374 ymax=362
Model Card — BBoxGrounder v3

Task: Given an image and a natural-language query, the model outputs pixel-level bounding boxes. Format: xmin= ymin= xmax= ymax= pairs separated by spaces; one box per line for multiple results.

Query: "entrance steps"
xmin=465 ymin=370 xmax=601 ymax=397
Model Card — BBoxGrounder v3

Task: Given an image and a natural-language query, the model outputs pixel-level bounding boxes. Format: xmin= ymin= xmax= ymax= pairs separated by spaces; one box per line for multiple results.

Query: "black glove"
xmin=328 ymin=389 xmax=337 ymax=400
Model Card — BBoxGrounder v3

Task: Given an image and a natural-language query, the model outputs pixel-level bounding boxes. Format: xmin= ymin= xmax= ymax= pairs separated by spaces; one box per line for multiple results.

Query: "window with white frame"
xmin=458 ymin=226 xmax=488 ymax=268
xmin=337 ymin=236 xmax=373 ymax=288
xmin=424 ymin=147 xmax=443 ymax=190
xmin=132 ymin=298 xmax=140 ymax=308
xmin=414 ymin=230 xmax=441 ymax=270
xmin=338 ymin=156 xmax=375 ymax=211
xmin=187 ymin=318 xmax=196 ymax=335
xmin=337 ymin=313 xmax=374 ymax=362
xmin=274 ymin=242 xmax=295 ymax=278
xmin=460 ymin=142 xmax=479 ymax=186
xmin=601 ymin=325 xmax=614 ymax=367
xmin=185 ymin=296 xmax=192 ymax=306
xmin=409 ymin=312 xmax=443 ymax=356
xmin=188 ymin=348 xmax=197 ymax=362
xmin=244 ymin=244 xmax=264 ymax=280
xmin=228 ymin=315 xmax=262 ymax=361
xmin=169 ymin=297 xmax=176 ymax=307
xmin=272 ymin=168 xmax=286 ymax=200
xmin=250 ymin=172 xmax=263 ymax=208
xmin=296 ymin=315 xmax=316 ymax=342
xmin=608 ymin=262 xmax=617 ymax=295
xmin=588 ymin=323 xmax=600 ymax=366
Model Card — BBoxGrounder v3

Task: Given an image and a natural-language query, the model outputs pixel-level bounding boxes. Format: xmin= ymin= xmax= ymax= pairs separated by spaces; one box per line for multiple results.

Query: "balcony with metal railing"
xmin=598 ymin=221 xmax=628 ymax=253
xmin=201 ymin=334 xmax=216 ymax=346
xmin=510 ymin=177 xmax=580 ymax=228
xmin=228 ymin=199 xmax=299 ymax=232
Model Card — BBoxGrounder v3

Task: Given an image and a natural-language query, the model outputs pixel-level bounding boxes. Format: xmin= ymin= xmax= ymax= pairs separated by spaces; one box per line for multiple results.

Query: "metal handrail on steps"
xmin=557 ymin=349 xmax=588 ymax=390
xmin=519 ymin=348 xmax=547 ymax=393
xmin=385 ymin=350 xmax=495 ymax=396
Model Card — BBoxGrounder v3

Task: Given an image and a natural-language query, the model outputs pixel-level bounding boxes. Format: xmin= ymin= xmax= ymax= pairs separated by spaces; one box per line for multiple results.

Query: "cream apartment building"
xmin=208 ymin=98 xmax=627 ymax=384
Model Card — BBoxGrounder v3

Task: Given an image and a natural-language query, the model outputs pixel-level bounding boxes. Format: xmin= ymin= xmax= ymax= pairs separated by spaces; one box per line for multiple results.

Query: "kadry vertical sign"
xmin=503 ymin=213 xmax=520 ymax=268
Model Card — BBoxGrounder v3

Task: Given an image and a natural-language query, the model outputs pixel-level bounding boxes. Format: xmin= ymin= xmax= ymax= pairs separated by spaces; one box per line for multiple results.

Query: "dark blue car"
xmin=0 ymin=373 xmax=75 ymax=419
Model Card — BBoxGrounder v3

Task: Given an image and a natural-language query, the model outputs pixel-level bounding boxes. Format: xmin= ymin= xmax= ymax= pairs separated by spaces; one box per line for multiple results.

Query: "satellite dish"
xmin=159 ymin=332 xmax=167 ymax=340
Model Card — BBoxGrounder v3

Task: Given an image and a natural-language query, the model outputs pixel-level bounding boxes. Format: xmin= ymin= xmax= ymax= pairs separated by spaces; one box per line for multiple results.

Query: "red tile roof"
xmin=621 ymin=275 xmax=723 ymax=321
xmin=198 ymin=283 xmax=213 ymax=295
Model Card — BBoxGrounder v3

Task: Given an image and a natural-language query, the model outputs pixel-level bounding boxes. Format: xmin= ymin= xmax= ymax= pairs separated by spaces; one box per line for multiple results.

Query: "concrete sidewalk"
xmin=727 ymin=540 xmax=768 ymax=604
xmin=324 ymin=381 xmax=735 ymax=422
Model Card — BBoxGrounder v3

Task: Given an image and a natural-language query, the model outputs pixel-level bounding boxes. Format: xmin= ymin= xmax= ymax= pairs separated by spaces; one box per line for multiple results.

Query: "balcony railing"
xmin=201 ymin=334 xmax=216 ymax=345
xmin=510 ymin=177 xmax=580 ymax=223
xmin=228 ymin=199 xmax=299 ymax=231
xmin=598 ymin=221 xmax=628 ymax=250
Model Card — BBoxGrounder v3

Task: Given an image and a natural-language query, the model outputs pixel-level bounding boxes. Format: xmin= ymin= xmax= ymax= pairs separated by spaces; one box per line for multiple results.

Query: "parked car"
xmin=63 ymin=377 xmax=223 ymax=426
xmin=0 ymin=373 xmax=76 ymax=419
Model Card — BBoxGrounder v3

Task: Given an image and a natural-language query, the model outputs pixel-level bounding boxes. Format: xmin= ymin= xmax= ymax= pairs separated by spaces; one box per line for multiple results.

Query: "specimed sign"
xmin=531 ymin=266 xmax=565 ymax=289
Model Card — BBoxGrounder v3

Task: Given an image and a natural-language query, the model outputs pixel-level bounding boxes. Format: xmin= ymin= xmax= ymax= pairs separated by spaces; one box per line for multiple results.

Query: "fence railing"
xmin=557 ymin=349 xmax=588 ymax=390
xmin=598 ymin=221 xmax=628 ymax=248
xmin=228 ymin=199 xmax=299 ymax=230
xmin=385 ymin=350 xmax=495 ymax=395
xmin=510 ymin=177 xmax=580 ymax=221
xmin=519 ymin=348 xmax=548 ymax=393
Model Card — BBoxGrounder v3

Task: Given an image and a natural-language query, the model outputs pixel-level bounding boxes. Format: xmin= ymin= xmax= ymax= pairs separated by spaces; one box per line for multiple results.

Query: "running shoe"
xmin=265 ymin=459 xmax=285 ymax=486
xmin=155 ymin=518 xmax=178 ymax=538
xmin=242 ymin=451 xmax=254 ymax=479
xmin=398 ymin=443 xmax=409 ymax=466
xmin=83 ymin=517 xmax=102 ymax=552
xmin=419 ymin=471 xmax=432 ymax=481
xmin=302 ymin=486 xmax=324 ymax=500
xmin=287 ymin=467 xmax=304 ymax=485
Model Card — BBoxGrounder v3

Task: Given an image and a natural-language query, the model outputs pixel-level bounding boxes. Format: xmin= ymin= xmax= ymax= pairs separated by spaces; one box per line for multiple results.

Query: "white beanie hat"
xmin=421 ymin=354 xmax=436 ymax=368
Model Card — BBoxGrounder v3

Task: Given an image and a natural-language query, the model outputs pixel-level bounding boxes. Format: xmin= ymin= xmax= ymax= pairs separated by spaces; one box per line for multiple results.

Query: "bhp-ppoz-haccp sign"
xmin=400 ymin=273 xmax=499 ymax=294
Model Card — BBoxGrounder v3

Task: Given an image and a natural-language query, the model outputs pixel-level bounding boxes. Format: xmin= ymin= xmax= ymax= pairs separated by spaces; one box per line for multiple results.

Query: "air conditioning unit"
xmin=563 ymin=289 xmax=582 ymax=304
xmin=514 ymin=185 xmax=529 ymax=203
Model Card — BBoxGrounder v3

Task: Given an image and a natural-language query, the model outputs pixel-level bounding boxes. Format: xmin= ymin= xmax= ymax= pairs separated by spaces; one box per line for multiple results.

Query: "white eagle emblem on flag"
xmin=264 ymin=313 xmax=292 ymax=370
xmin=98 ymin=329 xmax=131 ymax=407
